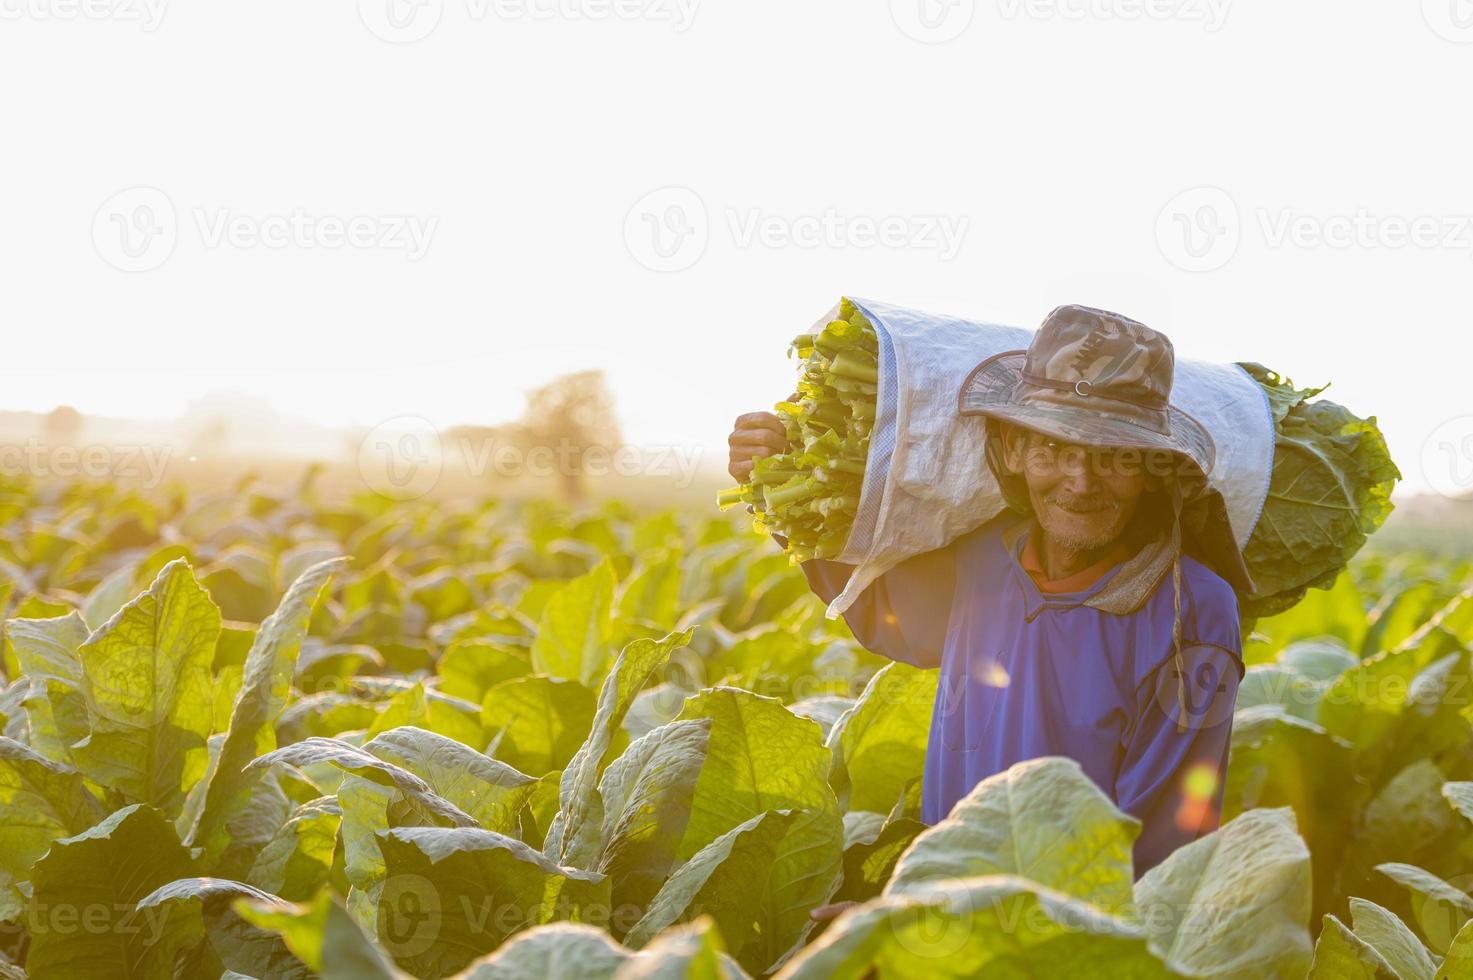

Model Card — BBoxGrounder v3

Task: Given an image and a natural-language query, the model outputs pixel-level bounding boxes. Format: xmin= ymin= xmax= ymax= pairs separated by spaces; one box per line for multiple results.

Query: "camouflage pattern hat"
xmin=959 ymin=304 xmax=1255 ymax=595
xmin=957 ymin=304 xmax=1216 ymax=480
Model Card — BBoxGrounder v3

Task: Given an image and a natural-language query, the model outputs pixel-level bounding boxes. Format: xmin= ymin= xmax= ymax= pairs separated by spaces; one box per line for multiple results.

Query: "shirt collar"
xmin=1019 ymin=524 xmax=1135 ymax=595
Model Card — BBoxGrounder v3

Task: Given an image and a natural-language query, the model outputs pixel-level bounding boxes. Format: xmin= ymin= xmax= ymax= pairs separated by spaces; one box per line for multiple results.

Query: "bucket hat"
xmin=958 ymin=304 xmax=1253 ymax=596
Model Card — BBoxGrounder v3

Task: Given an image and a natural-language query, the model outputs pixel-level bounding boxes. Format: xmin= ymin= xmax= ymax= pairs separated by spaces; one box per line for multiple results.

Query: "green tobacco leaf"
xmin=1445 ymin=781 xmax=1473 ymax=825
xmin=454 ymin=922 xmax=631 ymax=979
xmin=615 ymin=916 xmax=741 ymax=980
xmin=1237 ymin=666 xmax=1327 ymax=722
xmin=375 ymin=825 xmax=610 ymax=978
xmin=136 ymin=877 xmax=307 ymax=979
xmin=82 ymin=562 xmax=142 ymax=630
xmin=1355 ymin=760 xmax=1460 ymax=874
xmin=236 ymin=889 xmax=401 ymax=980
xmin=1438 ymin=920 xmax=1473 ymax=980
xmin=618 ymin=550 xmax=683 ymax=631
xmin=6 ymin=613 xmax=89 ymax=762
xmin=1280 ymin=640 xmax=1360 ymax=681
xmin=674 ymin=687 xmax=843 ymax=973
xmin=1364 ymin=581 xmax=1447 ymax=658
xmin=887 ymin=756 xmax=1138 ymax=914
xmin=250 ymin=736 xmax=478 ymax=827
xmin=595 ymin=718 xmax=711 ymax=925
xmin=1376 ymin=863 xmax=1473 ymax=955
xmin=1239 ymin=368 xmax=1400 ymax=611
xmin=480 ymin=675 xmax=597 ymax=777
xmin=546 ymin=629 xmax=693 ymax=868
xmin=252 ymin=735 xmax=478 ymax=916
xmin=1309 ymin=914 xmax=1398 ymax=979
xmin=365 ymin=681 xmax=486 ymax=749
xmin=192 ymin=558 xmax=346 ymax=863
xmin=1134 ymin=807 xmax=1313 ymax=979
xmin=26 ymin=804 xmax=200 ymax=979
xmin=0 ymin=737 xmax=106 ymax=917
xmin=364 ymin=726 xmax=537 ymax=835
xmin=72 ymin=559 xmax=221 ymax=814
xmin=436 ymin=640 xmax=529 ymax=702
xmin=212 ymin=767 xmax=295 ymax=882
xmin=1317 ymin=645 xmax=1457 ymax=760
xmin=1246 ymin=576 xmax=1367 ymax=660
xmin=831 ymin=817 xmax=927 ymax=906
xmin=1349 ymin=898 xmax=1437 ymax=980
xmin=827 ymin=662 xmax=936 ymax=814
xmin=675 ymin=688 xmax=834 ymax=858
xmin=623 ymin=809 xmax=796 ymax=951
xmin=775 ymin=876 xmax=1168 ymax=980
xmin=248 ymin=797 xmax=343 ymax=901
xmin=531 ymin=558 xmax=617 ymax=685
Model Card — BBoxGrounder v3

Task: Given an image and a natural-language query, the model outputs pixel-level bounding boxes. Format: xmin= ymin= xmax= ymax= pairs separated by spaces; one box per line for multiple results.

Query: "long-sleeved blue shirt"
xmin=802 ymin=513 xmax=1244 ymax=876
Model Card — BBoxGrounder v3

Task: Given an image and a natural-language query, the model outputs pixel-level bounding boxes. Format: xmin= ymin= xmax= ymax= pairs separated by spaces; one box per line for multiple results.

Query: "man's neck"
xmin=1033 ymin=520 xmax=1130 ymax=581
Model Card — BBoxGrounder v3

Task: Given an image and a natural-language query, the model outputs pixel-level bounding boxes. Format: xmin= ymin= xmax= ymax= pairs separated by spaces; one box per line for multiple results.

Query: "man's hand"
xmin=727 ymin=411 xmax=788 ymax=483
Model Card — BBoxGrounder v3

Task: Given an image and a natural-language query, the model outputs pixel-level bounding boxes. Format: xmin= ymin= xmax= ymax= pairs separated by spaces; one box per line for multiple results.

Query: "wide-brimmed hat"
xmin=957 ymin=304 xmax=1254 ymax=596
xmin=958 ymin=304 xmax=1216 ymax=475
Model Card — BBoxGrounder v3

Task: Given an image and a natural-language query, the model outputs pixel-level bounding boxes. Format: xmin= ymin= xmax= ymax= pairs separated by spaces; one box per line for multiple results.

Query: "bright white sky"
xmin=2 ymin=0 xmax=1470 ymax=495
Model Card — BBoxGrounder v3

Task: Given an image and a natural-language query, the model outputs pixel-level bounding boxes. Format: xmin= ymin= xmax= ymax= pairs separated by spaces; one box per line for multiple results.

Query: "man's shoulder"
xmin=1176 ymin=555 xmax=1243 ymax=648
xmin=950 ymin=509 xmax=1021 ymax=560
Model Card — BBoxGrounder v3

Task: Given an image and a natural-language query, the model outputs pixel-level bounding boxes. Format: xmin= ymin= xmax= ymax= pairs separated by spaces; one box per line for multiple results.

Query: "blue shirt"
xmin=802 ymin=514 xmax=1243 ymax=876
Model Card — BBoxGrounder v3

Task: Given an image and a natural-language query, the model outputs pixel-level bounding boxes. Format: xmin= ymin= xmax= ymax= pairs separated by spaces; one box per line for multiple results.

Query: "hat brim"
xmin=957 ymin=351 xmax=1217 ymax=477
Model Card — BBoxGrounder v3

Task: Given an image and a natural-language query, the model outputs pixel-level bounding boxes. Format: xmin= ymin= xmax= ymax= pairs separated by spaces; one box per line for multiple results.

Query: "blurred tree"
xmin=41 ymin=405 xmax=84 ymax=445
xmin=516 ymin=370 xmax=621 ymax=502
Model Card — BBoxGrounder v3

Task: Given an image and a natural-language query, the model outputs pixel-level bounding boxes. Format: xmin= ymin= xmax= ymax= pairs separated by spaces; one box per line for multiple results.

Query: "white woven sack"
xmin=820 ymin=297 xmax=1275 ymax=619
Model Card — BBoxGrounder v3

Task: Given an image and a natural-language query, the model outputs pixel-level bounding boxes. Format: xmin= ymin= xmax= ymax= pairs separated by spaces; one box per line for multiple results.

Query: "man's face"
xmin=1000 ymin=425 xmax=1157 ymax=551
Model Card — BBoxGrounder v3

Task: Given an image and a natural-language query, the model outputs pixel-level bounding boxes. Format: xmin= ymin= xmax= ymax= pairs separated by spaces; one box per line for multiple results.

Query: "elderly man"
xmin=727 ymin=305 xmax=1249 ymax=882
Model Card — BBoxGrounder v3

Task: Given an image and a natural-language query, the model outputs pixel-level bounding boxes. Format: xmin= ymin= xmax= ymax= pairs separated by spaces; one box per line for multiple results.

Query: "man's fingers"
xmin=733 ymin=412 xmax=786 ymax=436
xmin=728 ymin=432 xmax=788 ymax=455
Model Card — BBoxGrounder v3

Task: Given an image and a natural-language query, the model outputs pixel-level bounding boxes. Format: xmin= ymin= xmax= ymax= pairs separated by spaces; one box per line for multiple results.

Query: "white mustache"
xmin=1045 ymin=494 xmax=1119 ymax=514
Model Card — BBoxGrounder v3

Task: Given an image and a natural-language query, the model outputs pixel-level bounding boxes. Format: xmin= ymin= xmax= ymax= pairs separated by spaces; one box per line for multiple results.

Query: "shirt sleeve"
xmin=793 ymin=544 xmax=959 ymax=669
xmin=1114 ymin=639 xmax=1242 ymax=877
